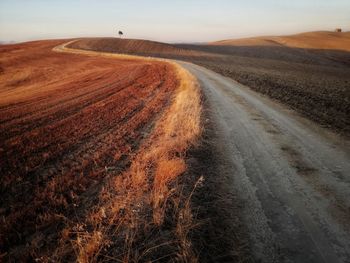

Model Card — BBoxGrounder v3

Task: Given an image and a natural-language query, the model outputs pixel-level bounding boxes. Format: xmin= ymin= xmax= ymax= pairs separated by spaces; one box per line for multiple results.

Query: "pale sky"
xmin=0 ymin=0 xmax=349 ymax=43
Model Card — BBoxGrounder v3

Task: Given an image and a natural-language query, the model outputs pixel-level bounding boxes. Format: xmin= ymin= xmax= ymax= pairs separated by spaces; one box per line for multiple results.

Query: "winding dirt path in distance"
xmin=180 ymin=62 xmax=350 ymax=262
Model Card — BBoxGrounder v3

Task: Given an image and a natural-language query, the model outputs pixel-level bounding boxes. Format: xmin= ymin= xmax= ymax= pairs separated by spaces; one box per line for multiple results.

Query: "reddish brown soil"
xmin=0 ymin=40 xmax=178 ymax=261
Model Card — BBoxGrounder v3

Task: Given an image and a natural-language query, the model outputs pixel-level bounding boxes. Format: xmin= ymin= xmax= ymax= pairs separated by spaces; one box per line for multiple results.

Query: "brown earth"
xmin=0 ymin=40 xmax=203 ymax=261
xmin=185 ymin=32 xmax=350 ymax=137
xmin=69 ymin=37 xmax=208 ymax=58
xmin=70 ymin=31 xmax=350 ymax=135
xmin=180 ymin=38 xmax=350 ymax=135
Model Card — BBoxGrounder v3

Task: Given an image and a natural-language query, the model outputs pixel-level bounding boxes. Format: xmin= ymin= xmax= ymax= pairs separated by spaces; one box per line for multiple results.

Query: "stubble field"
xmin=0 ymin=40 xmax=202 ymax=261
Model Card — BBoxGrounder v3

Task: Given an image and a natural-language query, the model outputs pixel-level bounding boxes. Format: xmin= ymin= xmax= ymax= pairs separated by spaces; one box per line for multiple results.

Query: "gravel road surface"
xmin=180 ymin=62 xmax=350 ymax=263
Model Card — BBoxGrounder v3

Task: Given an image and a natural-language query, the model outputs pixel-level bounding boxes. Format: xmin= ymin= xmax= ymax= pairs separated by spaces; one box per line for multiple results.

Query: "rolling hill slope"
xmin=69 ymin=37 xmax=208 ymax=58
xmin=210 ymin=31 xmax=350 ymax=51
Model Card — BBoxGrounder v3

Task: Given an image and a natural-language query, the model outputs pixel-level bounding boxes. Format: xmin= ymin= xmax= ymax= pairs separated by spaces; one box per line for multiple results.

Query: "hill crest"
xmin=210 ymin=31 xmax=350 ymax=51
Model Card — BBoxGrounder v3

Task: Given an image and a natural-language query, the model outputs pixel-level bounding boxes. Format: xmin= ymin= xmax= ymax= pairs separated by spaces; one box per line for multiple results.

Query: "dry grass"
xmin=210 ymin=31 xmax=350 ymax=51
xmin=52 ymin=44 xmax=202 ymax=261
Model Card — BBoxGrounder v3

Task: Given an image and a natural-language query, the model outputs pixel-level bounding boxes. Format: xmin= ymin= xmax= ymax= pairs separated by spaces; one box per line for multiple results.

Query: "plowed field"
xmin=0 ymin=40 xmax=180 ymax=260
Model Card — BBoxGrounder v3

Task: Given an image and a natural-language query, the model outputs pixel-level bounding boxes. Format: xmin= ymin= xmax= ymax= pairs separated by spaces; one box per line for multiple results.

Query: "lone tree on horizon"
xmin=118 ymin=30 xmax=123 ymax=38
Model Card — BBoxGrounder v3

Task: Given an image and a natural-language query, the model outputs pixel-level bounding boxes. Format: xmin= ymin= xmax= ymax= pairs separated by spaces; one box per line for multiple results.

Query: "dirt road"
xmin=180 ymin=62 xmax=350 ymax=262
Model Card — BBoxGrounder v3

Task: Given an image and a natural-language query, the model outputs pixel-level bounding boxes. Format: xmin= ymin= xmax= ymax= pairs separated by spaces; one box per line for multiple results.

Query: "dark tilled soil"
xmin=177 ymin=44 xmax=350 ymax=136
xmin=68 ymin=37 xmax=208 ymax=58
xmin=70 ymin=37 xmax=350 ymax=136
